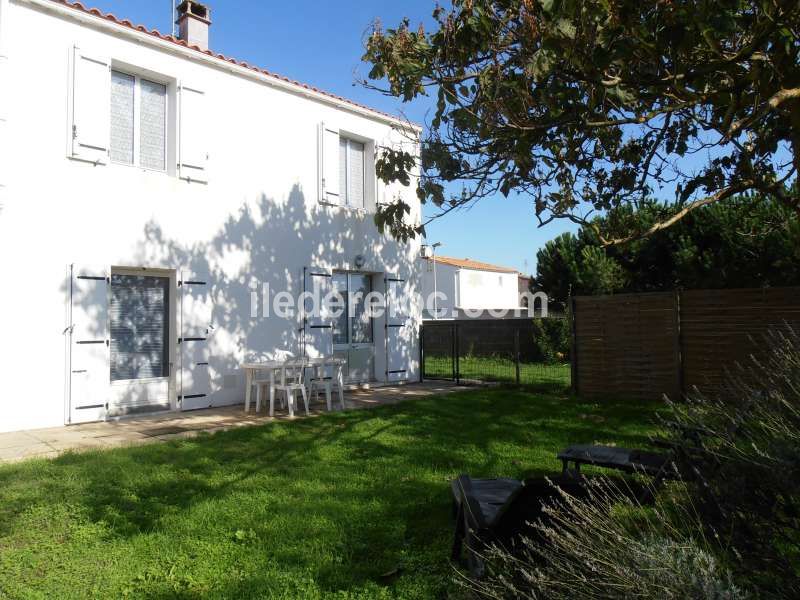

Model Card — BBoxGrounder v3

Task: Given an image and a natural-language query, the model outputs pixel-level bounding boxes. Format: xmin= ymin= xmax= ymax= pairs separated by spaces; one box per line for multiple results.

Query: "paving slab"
xmin=0 ymin=381 xmax=464 ymax=463
xmin=0 ymin=432 xmax=40 ymax=450
xmin=0 ymin=443 xmax=58 ymax=462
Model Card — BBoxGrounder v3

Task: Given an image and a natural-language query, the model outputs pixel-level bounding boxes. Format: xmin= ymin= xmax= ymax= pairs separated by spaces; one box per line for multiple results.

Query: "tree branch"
xmin=598 ymin=182 xmax=755 ymax=246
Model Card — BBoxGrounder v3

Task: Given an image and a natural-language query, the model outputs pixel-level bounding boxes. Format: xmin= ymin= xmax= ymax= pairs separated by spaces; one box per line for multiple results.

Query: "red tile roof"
xmin=424 ymin=255 xmax=519 ymax=274
xmin=47 ymin=0 xmax=416 ymax=127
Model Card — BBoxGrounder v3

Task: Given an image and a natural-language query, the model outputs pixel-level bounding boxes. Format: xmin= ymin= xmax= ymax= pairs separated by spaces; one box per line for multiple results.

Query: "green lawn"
xmin=0 ymin=389 xmax=660 ymax=599
xmin=424 ymin=355 xmax=571 ymax=388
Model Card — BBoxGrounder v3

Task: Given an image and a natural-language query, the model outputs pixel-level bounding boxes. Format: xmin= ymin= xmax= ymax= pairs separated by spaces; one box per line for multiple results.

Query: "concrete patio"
xmin=0 ymin=381 xmax=462 ymax=464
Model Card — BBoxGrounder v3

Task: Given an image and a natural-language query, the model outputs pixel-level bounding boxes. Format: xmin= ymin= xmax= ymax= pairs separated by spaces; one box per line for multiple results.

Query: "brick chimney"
xmin=176 ymin=1 xmax=211 ymax=50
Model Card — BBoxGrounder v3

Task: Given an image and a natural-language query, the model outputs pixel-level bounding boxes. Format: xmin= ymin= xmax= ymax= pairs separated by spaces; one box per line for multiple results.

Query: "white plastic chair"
xmin=253 ymin=367 xmax=283 ymax=414
xmin=308 ymin=360 xmax=345 ymax=411
xmin=268 ymin=361 xmax=309 ymax=418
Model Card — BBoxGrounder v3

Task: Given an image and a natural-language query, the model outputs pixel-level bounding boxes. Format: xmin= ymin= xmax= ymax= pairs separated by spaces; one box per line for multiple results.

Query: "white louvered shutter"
xmin=179 ymin=85 xmax=209 ymax=183
xmin=69 ymin=265 xmax=110 ymax=424
xmin=71 ymin=47 xmax=110 ymax=164
xmin=303 ymin=266 xmax=333 ymax=358
xmin=338 ymin=136 xmax=348 ymax=203
xmin=179 ymin=270 xmax=216 ymax=410
xmin=384 ymin=273 xmax=410 ymax=382
xmin=368 ymin=141 xmax=380 ymax=213
xmin=319 ymin=122 xmax=340 ymax=204
xmin=0 ymin=104 xmax=7 ymax=197
xmin=0 ymin=33 xmax=7 ymax=195
xmin=0 ymin=56 xmax=7 ymax=122
xmin=374 ymin=156 xmax=384 ymax=209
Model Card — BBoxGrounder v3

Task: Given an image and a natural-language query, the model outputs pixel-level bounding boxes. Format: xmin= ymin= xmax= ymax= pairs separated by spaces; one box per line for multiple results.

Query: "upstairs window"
xmin=110 ymin=70 xmax=167 ymax=171
xmin=338 ymin=137 xmax=365 ymax=209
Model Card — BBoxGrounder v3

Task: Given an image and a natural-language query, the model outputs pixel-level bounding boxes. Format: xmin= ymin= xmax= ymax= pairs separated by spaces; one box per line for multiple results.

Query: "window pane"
xmin=140 ymin=79 xmax=167 ymax=170
xmin=109 ymin=71 xmax=135 ymax=164
xmin=338 ymin=137 xmax=348 ymax=205
xmin=110 ymin=275 xmax=169 ymax=381
xmin=332 ymin=273 xmax=348 ymax=345
xmin=350 ymin=274 xmax=373 ymax=343
xmin=348 ymin=140 xmax=365 ymax=209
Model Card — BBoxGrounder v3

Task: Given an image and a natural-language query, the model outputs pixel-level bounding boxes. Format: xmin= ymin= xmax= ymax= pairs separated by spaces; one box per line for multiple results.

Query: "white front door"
xmin=332 ymin=272 xmax=375 ymax=383
xmin=107 ymin=270 xmax=173 ymax=417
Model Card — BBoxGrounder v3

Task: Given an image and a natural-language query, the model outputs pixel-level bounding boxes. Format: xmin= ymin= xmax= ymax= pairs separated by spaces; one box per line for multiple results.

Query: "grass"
xmin=424 ymin=355 xmax=571 ymax=388
xmin=0 ymin=388 xmax=662 ymax=599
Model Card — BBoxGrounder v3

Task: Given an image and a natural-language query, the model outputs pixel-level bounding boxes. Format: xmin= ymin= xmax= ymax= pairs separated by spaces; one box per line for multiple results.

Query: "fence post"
xmin=419 ymin=323 xmax=425 ymax=383
xmin=514 ymin=328 xmax=521 ymax=385
xmin=570 ymin=296 xmax=578 ymax=395
xmin=674 ymin=291 xmax=683 ymax=399
xmin=449 ymin=323 xmax=455 ymax=382
xmin=454 ymin=322 xmax=460 ymax=385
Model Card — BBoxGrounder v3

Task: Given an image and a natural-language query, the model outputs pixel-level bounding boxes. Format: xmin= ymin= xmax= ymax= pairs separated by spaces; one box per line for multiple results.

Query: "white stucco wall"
xmin=420 ymin=260 xmax=458 ymax=318
xmin=457 ymin=269 xmax=520 ymax=310
xmin=0 ymin=0 xmax=422 ymax=433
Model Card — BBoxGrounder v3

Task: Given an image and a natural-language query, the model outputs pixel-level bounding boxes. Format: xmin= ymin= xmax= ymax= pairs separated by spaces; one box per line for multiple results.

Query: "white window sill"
xmin=69 ymin=154 xmax=173 ymax=177
xmin=318 ymin=201 xmax=373 ymax=215
xmin=110 ymin=160 xmax=169 ymax=176
xmin=111 ymin=376 xmax=169 ymax=385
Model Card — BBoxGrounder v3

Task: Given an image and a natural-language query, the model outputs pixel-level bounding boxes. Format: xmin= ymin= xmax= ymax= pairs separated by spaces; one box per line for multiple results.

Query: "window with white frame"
xmin=338 ymin=137 xmax=365 ymax=209
xmin=110 ymin=70 xmax=167 ymax=171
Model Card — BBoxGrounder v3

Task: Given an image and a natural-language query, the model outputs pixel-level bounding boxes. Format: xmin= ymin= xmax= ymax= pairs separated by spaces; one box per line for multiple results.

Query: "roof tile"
xmin=424 ymin=255 xmax=519 ymax=274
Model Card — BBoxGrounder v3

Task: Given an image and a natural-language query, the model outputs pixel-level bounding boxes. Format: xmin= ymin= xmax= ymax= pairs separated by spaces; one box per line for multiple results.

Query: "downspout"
xmin=0 ymin=0 xmax=9 ymax=199
xmin=0 ymin=0 xmax=8 ymax=101
xmin=0 ymin=0 xmax=8 ymax=76
xmin=454 ymin=269 xmax=461 ymax=316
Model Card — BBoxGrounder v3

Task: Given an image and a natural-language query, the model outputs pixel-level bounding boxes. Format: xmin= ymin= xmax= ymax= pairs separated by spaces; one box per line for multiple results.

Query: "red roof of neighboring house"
xmin=424 ymin=255 xmax=519 ymax=274
xmin=46 ymin=0 xmax=416 ymax=127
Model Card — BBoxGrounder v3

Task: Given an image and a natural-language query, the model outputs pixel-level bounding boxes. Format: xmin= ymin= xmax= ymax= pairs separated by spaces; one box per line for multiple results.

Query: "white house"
xmin=0 ymin=0 xmax=422 ymax=433
xmin=419 ymin=254 xmax=523 ymax=319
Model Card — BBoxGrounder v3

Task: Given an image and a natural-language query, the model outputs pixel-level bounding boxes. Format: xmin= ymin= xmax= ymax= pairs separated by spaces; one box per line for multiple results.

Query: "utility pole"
xmin=431 ymin=242 xmax=443 ymax=319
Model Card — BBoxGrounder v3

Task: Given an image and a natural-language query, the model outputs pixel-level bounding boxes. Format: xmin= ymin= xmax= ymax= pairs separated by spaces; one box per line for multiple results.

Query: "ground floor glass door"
xmin=332 ymin=273 xmax=374 ymax=383
xmin=107 ymin=272 xmax=172 ymax=416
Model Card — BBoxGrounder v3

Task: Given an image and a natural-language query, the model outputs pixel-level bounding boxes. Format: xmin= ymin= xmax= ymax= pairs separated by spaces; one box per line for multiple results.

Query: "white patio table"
xmin=241 ymin=357 xmax=345 ymax=416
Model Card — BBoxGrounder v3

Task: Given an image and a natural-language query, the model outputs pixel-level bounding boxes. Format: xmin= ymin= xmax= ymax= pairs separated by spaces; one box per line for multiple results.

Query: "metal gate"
xmin=421 ymin=319 xmax=571 ymax=390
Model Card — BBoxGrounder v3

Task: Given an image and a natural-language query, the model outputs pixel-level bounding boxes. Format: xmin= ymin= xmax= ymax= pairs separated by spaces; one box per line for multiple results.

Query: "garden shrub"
xmin=466 ymin=325 xmax=800 ymax=598
xmin=467 ymin=479 xmax=744 ymax=599
xmin=528 ymin=317 xmax=571 ymax=364
xmin=665 ymin=325 xmax=800 ymax=595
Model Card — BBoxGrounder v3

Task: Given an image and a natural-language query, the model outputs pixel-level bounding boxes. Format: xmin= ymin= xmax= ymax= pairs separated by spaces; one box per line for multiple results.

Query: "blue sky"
xmin=83 ymin=0 xmax=578 ymax=274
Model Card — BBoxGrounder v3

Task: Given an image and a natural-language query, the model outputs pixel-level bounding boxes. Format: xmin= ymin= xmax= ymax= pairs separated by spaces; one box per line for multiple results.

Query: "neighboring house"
xmin=419 ymin=254 xmax=523 ymax=319
xmin=0 ymin=0 xmax=422 ymax=433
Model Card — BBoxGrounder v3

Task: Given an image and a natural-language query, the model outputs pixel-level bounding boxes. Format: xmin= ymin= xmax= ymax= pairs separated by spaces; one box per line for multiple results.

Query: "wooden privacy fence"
xmin=572 ymin=287 xmax=800 ymax=400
